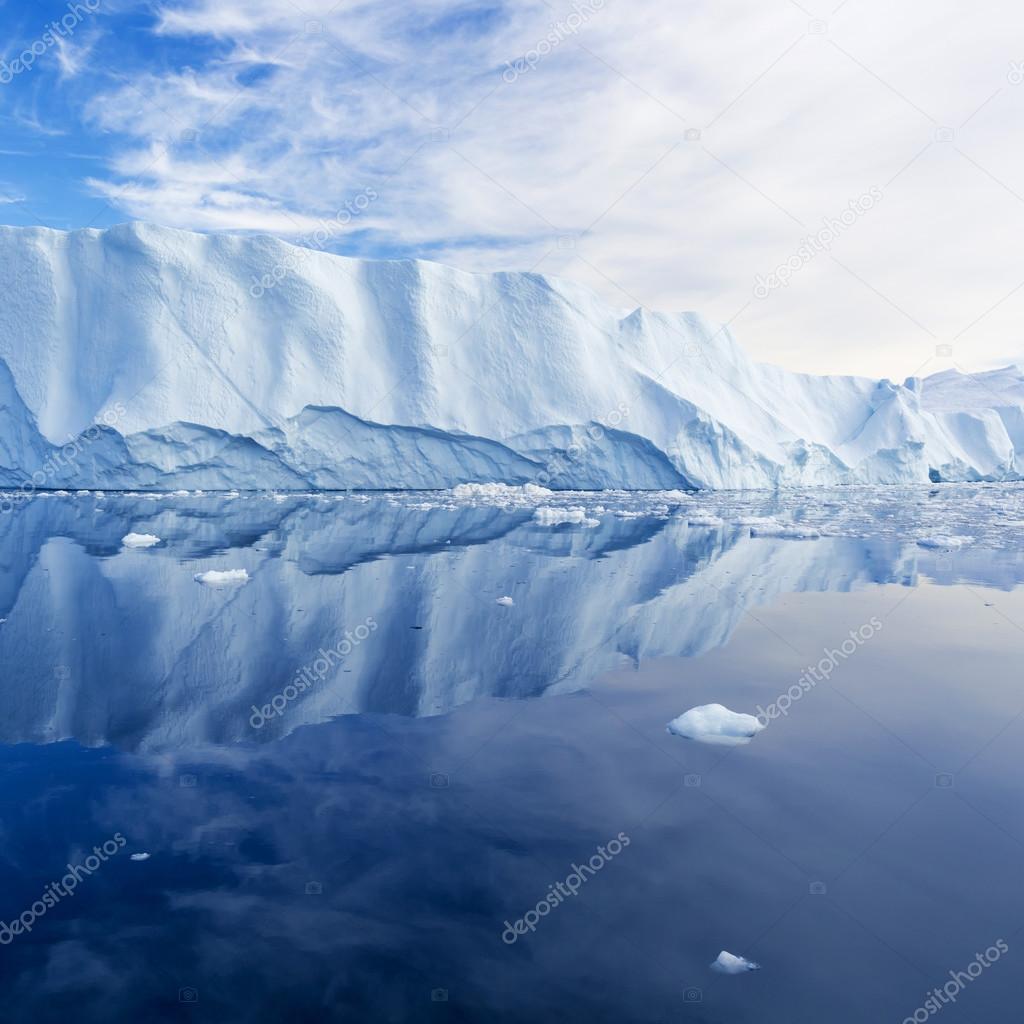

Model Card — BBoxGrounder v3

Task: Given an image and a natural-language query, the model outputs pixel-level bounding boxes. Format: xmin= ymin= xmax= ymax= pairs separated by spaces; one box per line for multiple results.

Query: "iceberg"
xmin=667 ymin=704 xmax=766 ymax=746
xmin=0 ymin=223 xmax=1021 ymax=492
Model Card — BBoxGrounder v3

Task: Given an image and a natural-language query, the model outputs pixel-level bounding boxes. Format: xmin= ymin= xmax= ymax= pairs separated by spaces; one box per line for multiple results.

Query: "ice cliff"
xmin=0 ymin=222 xmax=1020 ymax=491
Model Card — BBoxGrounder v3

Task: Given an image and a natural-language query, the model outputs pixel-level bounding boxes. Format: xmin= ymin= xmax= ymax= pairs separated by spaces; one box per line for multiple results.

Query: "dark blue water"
xmin=0 ymin=492 xmax=1021 ymax=1022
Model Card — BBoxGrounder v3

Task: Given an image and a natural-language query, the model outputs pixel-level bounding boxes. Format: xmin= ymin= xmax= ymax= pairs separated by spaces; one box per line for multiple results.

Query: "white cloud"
xmin=52 ymin=28 xmax=98 ymax=80
xmin=79 ymin=0 xmax=1024 ymax=378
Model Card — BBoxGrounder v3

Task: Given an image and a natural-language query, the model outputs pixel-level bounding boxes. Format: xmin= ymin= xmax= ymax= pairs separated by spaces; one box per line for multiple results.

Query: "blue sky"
xmin=1 ymin=0 xmax=1023 ymax=379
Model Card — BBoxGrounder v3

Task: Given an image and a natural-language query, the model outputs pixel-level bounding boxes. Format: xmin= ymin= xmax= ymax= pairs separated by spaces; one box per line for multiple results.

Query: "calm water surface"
xmin=0 ymin=491 xmax=1021 ymax=1022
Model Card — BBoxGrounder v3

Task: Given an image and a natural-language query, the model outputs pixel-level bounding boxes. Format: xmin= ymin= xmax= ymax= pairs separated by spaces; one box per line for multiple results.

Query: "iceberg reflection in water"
xmin=2 ymin=489 xmax=1022 ymax=750
xmin=0 ymin=491 xmax=1021 ymax=1023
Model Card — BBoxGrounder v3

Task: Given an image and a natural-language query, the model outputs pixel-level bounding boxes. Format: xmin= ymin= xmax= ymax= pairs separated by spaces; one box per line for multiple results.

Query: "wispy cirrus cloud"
xmin=8 ymin=0 xmax=1024 ymax=378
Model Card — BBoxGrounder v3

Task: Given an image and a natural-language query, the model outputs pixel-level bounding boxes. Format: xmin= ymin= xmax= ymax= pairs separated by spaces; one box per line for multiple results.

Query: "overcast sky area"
xmin=1 ymin=0 xmax=1022 ymax=380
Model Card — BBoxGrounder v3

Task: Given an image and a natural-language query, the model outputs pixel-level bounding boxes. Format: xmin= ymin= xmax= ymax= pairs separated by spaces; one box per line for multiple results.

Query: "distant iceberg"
xmin=667 ymin=704 xmax=766 ymax=746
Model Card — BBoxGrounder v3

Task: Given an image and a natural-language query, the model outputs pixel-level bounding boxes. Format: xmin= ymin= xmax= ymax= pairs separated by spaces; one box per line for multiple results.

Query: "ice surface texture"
xmin=1 ymin=223 xmax=1022 ymax=491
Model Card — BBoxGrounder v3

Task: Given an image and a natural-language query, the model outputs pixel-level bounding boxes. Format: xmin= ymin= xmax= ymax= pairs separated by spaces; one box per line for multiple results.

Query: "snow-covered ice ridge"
xmin=1 ymin=222 xmax=1023 ymax=491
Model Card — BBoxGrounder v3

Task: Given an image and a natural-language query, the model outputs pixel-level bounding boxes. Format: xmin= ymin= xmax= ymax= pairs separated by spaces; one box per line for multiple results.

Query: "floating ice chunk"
xmin=687 ymin=514 xmax=724 ymax=527
xmin=496 ymin=596 xmax=514 ymax=606
xmin=667 ymin=704 xmax=765 ymax=746
xmin=711 ymin=950 xmax=760 ymax=973
xmin=750 ymin=524 xmax=821 ymax=539
xmin=130 ymin=852 xmax=151 ymax=862
xmin=917 ymin=535 xmax=973 ymax=550
xmin=193 ymin=569 xmax=250 ymax=587
xmin=533 ymin=506 xmax=599 ymax=527
xmin=122 ymin=533 xmax=161 ymax=548
xmin=452 ymin=482 xmax=553 ymax=503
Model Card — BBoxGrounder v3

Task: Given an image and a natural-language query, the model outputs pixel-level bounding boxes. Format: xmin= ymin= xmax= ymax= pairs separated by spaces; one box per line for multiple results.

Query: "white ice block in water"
xmin=193 ymin=569 xmax=250 ymax=587
xmin=711 ymin=950 xmax=761 ymax=973
xmin=122 ymin=533 xmax=161 ymax=548
xmin=666 ymin=703 xmax=765 ymax=746
xmin=495 ymin=596 xmax=514 ymax=606
xmin=130 ymin=852 xmax=151 ymax=861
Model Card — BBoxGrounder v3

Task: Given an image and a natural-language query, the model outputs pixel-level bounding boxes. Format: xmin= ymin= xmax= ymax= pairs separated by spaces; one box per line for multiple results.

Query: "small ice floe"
xmin=193 ymin=569 xmax=250 ymax=587
xmin=750 ymin=524 xmax=820 ymax=539
xmin=533 ymin=506 xmax=599 ymax=527
xmin=130 ymin=852 xmax=151 ymax=862
xmin=687 ymin=514 xmax=724 ymax=527
xmin=496 ymin=596 xmax=514 ymax=607
xmin=666 ymin=704 xmax=765 ymax=746
xmin=917 ymin=535 xmax=973 ymax=550
xmin=122 ymin=533 xmax=161 ymax=548
xmin=711 ymin=950 xmax=760 ymax=974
